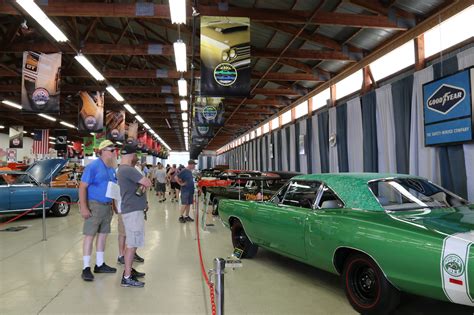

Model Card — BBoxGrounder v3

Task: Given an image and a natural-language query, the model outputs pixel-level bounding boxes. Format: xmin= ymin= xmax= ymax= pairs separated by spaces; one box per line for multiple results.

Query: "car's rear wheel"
xmin=342 ymin=253 xmax=400 ymax=315
xmin=212 ymin=198 xmax=219 ymax=216
xmin=231 ymin=220 xmax=258 ymax=258
xmin=51 ymin=197 xmax=70 ymax=217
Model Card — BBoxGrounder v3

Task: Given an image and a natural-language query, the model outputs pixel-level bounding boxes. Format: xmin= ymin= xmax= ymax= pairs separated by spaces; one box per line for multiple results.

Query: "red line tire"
xmin=342 ymin=253 xmax=400 ymax=314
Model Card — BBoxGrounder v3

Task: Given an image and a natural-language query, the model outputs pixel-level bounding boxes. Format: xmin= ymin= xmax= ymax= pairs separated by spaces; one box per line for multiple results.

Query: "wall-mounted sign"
xmin=423 ymin=68 xmax=473 ymax=146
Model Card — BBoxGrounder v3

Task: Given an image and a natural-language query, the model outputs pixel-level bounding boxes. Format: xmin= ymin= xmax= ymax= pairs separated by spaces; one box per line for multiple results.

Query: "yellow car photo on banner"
xmin=200 ymin=16 xmax=250 ymax=96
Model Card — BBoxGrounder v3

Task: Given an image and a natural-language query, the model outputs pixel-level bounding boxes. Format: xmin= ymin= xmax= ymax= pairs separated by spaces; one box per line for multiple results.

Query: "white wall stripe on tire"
xmin=441 ymin=231 xmax=474 ymax=306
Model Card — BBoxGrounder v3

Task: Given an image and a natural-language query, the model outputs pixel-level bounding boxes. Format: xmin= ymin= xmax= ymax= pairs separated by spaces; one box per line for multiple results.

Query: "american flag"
xmin=33 ymin=129 xmax=49 ymax=154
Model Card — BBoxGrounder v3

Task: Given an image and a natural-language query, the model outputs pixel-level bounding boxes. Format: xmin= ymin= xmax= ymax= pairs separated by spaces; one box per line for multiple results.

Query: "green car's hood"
xmin=389 ymin=204 xmax=474 ymax=237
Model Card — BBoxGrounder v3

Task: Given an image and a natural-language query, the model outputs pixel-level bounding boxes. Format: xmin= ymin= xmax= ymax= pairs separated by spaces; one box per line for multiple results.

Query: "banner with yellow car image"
xmin=200 ymin=16 xmax=250 ymax=96
xmin=21 ymin=51 xmax=61 ymax=112
xmin=78 ymin=91 xmax=104 ymax=132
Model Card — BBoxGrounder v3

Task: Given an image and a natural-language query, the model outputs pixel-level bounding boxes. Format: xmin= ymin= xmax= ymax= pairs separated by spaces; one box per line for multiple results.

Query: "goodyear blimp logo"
xmin=427 ymin=84 xmax=465 ymax=115
xmin=443 ymin=254 xmax=464 ymax=277
xmin=214 ymin=63 xmax=237 ymax=86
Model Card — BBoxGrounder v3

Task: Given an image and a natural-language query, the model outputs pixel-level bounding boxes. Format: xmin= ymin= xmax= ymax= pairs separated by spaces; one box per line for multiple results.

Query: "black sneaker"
xmin=134 ymin=253 xmax=145 ymax=263
xmin=117 ymin=256 xmax=125 ymax=265
xmin=81 ymin=267 xmax=94 ymax=281
xmin=131 ymin=268 xmax=146 ymax=278
xmin=94 ymin=263 xmax=117 ymax=273
xmin=121 ymin=275 xmax=145 ymax=288
xmin=178 ymin=216 xmax=186 ymax=223
xmin=184 ymin=216 xmax=194 ymax=222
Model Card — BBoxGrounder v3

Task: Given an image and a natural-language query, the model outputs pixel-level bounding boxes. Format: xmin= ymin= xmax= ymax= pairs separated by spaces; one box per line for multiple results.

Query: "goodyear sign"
xmin=423 ymin=68 xmax=473 ymax=146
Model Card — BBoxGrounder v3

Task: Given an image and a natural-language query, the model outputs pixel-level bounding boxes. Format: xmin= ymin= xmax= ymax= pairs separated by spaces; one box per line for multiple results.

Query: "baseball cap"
xmin=188 ymin=159 xmax=197 ymax=165
xmin=121 ymin=143 xmax=138 ymax=155
xmin=98 ymin=140 xmax=116 ymax=151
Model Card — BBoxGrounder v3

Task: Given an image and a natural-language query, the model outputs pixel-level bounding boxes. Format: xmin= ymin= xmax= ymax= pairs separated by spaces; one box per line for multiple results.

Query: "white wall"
xmin=0 ymin=133 xmax=34 ymax=162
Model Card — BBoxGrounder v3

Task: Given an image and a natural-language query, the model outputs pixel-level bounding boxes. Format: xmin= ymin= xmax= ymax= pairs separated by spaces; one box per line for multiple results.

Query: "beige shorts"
xmin=122 ymin=210 xmax=145 ymax=248
xmin=83 ymin=201 xmax=113 ymax=236
xmin=117 ymin=214 xmax=125 ymax=237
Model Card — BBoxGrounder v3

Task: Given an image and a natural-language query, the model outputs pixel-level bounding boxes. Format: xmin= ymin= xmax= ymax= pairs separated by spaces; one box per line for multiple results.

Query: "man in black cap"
xmin=176 ymin=159 xmax=197 ymax=223
xmin=116 ymin=143 xmax=152 ymax=287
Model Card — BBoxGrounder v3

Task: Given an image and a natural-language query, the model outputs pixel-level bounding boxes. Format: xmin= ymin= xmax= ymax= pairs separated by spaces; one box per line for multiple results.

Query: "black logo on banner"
xmin=427 ymin=84 xmax=465 ymax=115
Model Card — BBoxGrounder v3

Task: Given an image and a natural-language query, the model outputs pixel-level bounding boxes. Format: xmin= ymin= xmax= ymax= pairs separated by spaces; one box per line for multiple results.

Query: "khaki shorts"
xmin=83 ymin=201 xmax=113 ymax=235
xmin=122 ymin=210 xmax=145 ymax=248
xmin=117 ymin=214 xmax=125 ymax=237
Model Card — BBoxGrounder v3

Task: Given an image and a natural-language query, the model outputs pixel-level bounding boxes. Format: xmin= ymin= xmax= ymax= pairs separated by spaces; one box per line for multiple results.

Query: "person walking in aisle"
xmin=176 ymin=160 xmax=197 ymax=223
xmin=167 ymin=164 xmax=180 ymax=202
xmin=79 ymin=140 xmax=118 ymax=281
xmin=155 ymin=163 xmax=167 ymax=202
xmin=117 ymin=143 xmax=152 ymax=287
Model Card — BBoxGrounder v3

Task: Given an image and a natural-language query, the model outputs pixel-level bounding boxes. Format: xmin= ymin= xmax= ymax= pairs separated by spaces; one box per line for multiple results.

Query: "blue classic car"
xmin=0 ymin=159 xmax=79 ymax=216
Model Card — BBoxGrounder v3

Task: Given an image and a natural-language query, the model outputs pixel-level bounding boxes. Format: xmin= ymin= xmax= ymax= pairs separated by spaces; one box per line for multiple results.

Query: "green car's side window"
xmin=317 ymin=185 xmax=344 ymax=209
xmin=281 ymin=180 xmax=321 ymax=209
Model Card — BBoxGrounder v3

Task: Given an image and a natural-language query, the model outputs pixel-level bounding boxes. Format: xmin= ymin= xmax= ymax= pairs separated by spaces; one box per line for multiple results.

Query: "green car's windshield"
xmin=368 ymin=178 xmax=469 ymax=211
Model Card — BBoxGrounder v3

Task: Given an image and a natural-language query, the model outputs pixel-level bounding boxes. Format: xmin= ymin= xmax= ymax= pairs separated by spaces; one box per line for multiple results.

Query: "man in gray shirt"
xmin=117 ymin=143 xmax=152 ymax=288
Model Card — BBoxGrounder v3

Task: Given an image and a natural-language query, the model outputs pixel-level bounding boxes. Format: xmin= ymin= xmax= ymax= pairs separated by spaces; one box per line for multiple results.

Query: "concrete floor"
xmin=0 ymin=192 xmax=473 ymax=314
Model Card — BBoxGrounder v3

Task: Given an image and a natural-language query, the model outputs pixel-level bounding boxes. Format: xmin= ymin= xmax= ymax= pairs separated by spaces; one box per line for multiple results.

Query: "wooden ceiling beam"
xmin=0 ymin=2 xmax=407 ymax=29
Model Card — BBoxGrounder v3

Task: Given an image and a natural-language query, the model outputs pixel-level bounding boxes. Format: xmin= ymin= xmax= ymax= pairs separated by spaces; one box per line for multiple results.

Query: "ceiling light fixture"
xmin=143 ymin=123 xmax=151 ymax=130
xmin=169 ymin=0 xmax=186 ymax=24
xmin=74 ymin=54 xmax=105 ymax=81
xmin=60 ymin=121 xmax=76 ymax=129
xmin=0 ymin=125 xmax=6 ymax=129
xmin=181 ymin=112 xmax=188 ymax=121
xmin=135 ymin=115 xmax=145 ymax=123
xmin=180 ymin=99 xmax=188 ymax=111
xmin=106 ymin=86 xmax=124 ymax=102
xmin=16 ymin=0 xmax=69 ymax=42
xmin=178 ymin=78 xmax=187 ymax=96
xmin=1 ymin=100 xmax=22 ymax=109
xmin=173 ymin=40 xmax=187 ymax=72
xmin=165 ymin=118 xmax=172 ymax=129
xmin=49 ymin=136 xmax=56 ymax=140
xmin=123 ymin=103 xmax=136 ymax=115
xmin=49 ymin=141 xmax=55 ymax=145
xmin=183 ymin=121 xmax=188 ymax=128
xmin=38 ymin=113 xmax=56 ymax=121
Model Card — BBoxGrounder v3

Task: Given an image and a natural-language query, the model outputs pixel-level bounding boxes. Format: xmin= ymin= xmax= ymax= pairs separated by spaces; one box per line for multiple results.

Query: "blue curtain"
xmin=434 ymin=56 xmax=468 ymax=199
xmin=361 ymin=91 xmax=378 ymax=172
xmin=336 ymin=103 xmax=349 ymax=172
xmin=306 ymin=116 xmax=313 ymax=174
xmin=391 ymin=74 xmax=413 ymax=174
xmin=295 ymin=122 xmax=300 ymax=172
xmin=318 ymin=111 xmax=329 ymax=173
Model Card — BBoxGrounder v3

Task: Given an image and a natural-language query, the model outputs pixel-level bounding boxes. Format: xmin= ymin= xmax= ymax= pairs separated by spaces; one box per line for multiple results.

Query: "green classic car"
xmin=218 ymin=173 xmax=474 ymax=314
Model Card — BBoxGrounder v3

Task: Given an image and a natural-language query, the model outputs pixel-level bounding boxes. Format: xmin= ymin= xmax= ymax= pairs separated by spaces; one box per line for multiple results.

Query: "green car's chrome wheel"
xmin=343 ymin=253 xmax=400 ymax=314
xmin=231 ymin=220 xmax=258 ymax=258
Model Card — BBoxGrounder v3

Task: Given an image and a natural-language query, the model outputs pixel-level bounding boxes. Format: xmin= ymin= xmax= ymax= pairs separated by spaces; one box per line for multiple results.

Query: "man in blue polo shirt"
xmin=176 ymin=159 xmax=197 ymax=223
xmin=79 ymin=140 xmax=118 ymax=281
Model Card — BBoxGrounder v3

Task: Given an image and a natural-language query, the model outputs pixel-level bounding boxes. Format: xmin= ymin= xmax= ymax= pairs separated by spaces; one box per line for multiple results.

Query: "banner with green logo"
xmin=200 ymin=16 xmax=250 ymax=96
xmin=194 ymin=97 xmax=225 ymax=126
xmin=83 ymin=136 xmax=95 ymax=156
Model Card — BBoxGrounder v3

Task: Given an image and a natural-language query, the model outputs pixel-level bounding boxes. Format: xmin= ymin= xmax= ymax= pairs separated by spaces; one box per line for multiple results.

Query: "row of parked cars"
xmin=199 ymin=168 xmax=474 ymax=313
xmin=0 ymin=159 xmax=79 ymax=217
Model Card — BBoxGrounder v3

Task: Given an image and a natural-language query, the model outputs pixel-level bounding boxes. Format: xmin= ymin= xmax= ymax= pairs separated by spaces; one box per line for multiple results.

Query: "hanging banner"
xmin=21 ymin=51 xmax=61 ymax=112
xmin=7 ymin=148 xmax=17 ymax=162
xmin=55 ymin=129 xmax=67 ymax=152
xmin=94 ymin=128 xmax=107 ymax=149
xmin=194 ymin=97 xmax=225 ymax=126
xmin=105 ymin=110 xmax=125 ymax=141
xmin=137 ymin=130 xmax=147 ymax=151
xmin=9 ymin=126 xmax=24 ymax=149
xmin=78 ymin=91 xmax=104 ymax=132
xmin=83 ymin=136 xmax=95 ymax=156
xmin=127 ymin=122 xmax=138 ymax=143
xmin=200 ymin=16 xmax=251 ymax=96
xmin=192 ymin=125 xmax=214 ymax=139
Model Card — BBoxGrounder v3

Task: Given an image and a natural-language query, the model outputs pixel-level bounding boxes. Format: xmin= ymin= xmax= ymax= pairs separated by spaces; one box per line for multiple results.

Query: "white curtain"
xmin=311 ymin=114 xmax=322 ymax=173
xmin=299 ymin=120 xmax=308 ymax=173
xmin=289 ymin=124 xmax=296 ymax=171
xmin=267 ymin=134 xmax=272 ymax=171
xmin=376 ymin=85 xmax=397 ymax=173
xmin=328 ymin=107 xmax=339 ymax=173
xmin=262 ymin=135 xmax=267 ymax=171
xmin=458 ymin=47 xmax=474 ymax=201
xmin=409 ymin=65 xmax=441 ymax=184
xmin=273 ymin=132 xmax=280 ymax=171
xmin=256 ymin=139 xmax=261 ymax=171
xmin=281 ymin=128 xmax=289 ymax=171
xmin=346 ymin=97 xmax=364 ymax=172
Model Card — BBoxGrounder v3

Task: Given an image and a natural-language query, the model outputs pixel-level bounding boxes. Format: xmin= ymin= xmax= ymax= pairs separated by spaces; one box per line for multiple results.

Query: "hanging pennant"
xmin=78 ymin=91 xmax=104 ymax=132
xmin=54 ymin=129 xmax=67 ymax=152
xmin=9 ymin=126 xmax=24 ymax=149
xmin=21 ymin=51 xmax=61 ymax=112
xmin=83 ymin=136 xmax=95 ymax=156
xmin=194 ymin=97 xmax=225 ymax=126
xmin=106 ymin=110 xmax=125 ymax=141
xmin=200 ymin=16 xmax=251 ymax=96
xmin=127 ymin=122 xmax=138 ymax=143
